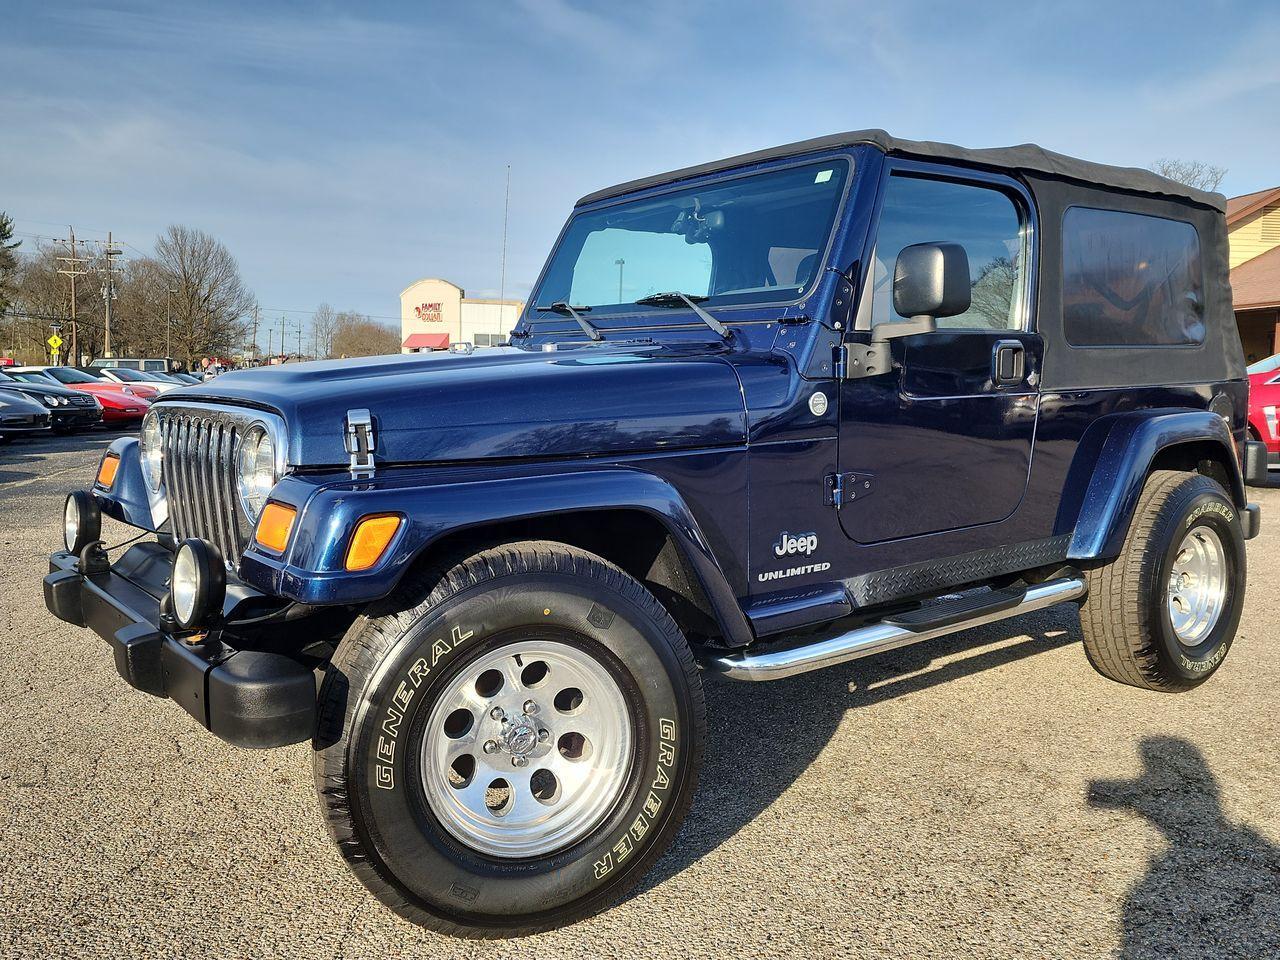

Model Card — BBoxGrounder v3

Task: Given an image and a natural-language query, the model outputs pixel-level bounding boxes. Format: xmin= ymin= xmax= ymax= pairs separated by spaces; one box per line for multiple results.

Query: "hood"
xmin=0 ymin=378 xmax=83 ymax=400
xmin=163 ymin=345 xmax=748 ymax=467
xmin=0 ymin=387 xmax=50 ymax=413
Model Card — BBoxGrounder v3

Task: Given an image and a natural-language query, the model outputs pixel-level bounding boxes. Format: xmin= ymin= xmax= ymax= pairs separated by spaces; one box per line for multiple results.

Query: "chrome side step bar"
xmin=709 ymin=576 xmax=1088 ymax=682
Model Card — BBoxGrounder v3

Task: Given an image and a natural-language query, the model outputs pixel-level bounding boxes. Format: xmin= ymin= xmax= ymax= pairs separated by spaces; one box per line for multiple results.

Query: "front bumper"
xmin=51 ymin=406 xmax=102 ymax=429
xmin=0 ymin=413 xmax=51 ymax=434
xmin=43 ymin=542 xmax=315 ymax=748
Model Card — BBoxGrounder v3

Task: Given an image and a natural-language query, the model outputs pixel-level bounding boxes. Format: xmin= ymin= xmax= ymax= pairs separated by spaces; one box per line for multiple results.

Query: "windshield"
xmin=105 ymin=368 xmax=150 ymax=382
xmin=530 ymin=158 xmax=850 ymax=321
xmin=46 ymin=367 xmax=101 ymax=384
xmin=1247 ymin=354 xmax=1280 ymax=375
xmin=10 ymin=372 xmax=52 ymax=383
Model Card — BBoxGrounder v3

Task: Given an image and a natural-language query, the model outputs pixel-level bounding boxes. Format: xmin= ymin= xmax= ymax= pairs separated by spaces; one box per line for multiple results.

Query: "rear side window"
xmin=1062 ymin=208 xmax=1204 ymax=347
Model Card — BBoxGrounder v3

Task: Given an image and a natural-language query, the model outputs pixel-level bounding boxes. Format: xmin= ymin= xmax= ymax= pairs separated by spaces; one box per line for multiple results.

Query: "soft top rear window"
xmin=1062 ymin=207 xmax=1205 ymax=348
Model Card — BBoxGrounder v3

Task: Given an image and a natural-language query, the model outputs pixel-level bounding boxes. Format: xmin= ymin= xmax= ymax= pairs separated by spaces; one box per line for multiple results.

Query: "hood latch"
xmin=344 ymin=408 xmax=376 ymax=479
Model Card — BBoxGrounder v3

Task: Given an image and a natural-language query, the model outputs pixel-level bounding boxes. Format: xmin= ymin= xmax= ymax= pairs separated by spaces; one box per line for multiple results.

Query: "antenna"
xmin=499 ymin=163 xmax=510 ymax=339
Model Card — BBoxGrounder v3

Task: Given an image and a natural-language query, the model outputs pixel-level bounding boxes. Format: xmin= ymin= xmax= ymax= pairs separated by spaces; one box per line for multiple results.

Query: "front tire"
xmin=314 ymin=541 xmax=704 ymax=937
xmin=1080 ymin=470 xmax=1246 ymax=691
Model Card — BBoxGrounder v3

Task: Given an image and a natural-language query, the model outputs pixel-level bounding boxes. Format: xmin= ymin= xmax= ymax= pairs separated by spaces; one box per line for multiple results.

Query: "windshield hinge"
xmin=344 ymin=408 xmax=376 ymax=479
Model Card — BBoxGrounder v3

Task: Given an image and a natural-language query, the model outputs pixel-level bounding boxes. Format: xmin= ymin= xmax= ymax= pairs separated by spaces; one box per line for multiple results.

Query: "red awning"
xmin=403 ymin=333 xmax=450 ymax=351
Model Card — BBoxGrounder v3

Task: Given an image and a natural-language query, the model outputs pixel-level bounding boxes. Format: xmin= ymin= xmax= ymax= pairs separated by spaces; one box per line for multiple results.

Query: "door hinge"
xmin=825 ymin=471 xmax=874 ymax=506
xmin=344 ymin=408 xmax=377 ymax=479
xmin=836 ymin=342 xmax=889 ymax=380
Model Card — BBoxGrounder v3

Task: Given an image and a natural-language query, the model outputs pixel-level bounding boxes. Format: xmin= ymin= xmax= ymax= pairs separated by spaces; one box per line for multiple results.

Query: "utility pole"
xmin=295 ymin=318 xmax=303 ymax=360
xmin=99 ymin=232 xmax=123 ymax=358
xmin=250 ymin=305 xmax=259 ymax=365
xmin=267 ymin=326 xmax=273 ymax=360
xmin=55 ymin=227 xmax=90 ymax=363
xmin=615 ymin=258 xmax=625 ymax=303
xmin=279 ymin=314 xmax=286 ymax=362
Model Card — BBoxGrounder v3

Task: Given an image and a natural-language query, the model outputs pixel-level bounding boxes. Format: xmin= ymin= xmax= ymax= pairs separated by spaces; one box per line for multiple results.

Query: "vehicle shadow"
xmin=1089 ymin=736 xmax=1280 ymax=959
xmin=639 ymin=603 xmax=1081 ymax=893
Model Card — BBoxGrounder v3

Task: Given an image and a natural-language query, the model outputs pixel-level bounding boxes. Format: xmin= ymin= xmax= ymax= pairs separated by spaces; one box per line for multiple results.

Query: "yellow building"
xmin=1226 ymin=186 xmax=1280 ymax=363
xmin=399 ymin=278 xmax=524 ymax=353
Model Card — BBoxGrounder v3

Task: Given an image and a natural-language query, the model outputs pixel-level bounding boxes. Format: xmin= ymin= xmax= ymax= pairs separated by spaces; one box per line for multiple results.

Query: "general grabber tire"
xmin=313 ymin=540 xmax=705 ymax=937
xmin=1081 ymin=469 xmax=1246 ymax=692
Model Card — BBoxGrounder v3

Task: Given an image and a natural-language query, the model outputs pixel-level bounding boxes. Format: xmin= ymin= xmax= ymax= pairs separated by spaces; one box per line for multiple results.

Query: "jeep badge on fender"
xmin=42 ymin=129 xmax=1261 ymax=937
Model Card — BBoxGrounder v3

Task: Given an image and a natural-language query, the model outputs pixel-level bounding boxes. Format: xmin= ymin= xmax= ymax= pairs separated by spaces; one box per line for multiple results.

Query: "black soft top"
xmin=576 ymin=129 xmax=1227 ymax=212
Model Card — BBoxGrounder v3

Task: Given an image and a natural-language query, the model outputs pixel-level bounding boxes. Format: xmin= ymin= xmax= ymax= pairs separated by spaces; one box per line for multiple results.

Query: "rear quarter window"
xmin=1062 ymin=207 xmax=1205 ymax=347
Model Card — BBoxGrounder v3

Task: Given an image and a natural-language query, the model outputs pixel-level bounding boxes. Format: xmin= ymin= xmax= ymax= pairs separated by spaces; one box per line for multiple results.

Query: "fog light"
xmin=171 ymin=538 xmax=226 ymax=630
xmin=63 ymin=490 xmax=101 ymax=556
xmin=95 ymin=452 xmax=120 ymax=489
xmin=345 ymin=514 xmax=403 ymax=571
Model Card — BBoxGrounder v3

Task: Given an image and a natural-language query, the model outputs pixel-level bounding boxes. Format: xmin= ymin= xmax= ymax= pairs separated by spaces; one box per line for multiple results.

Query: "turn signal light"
xmin=345 ymin=514 xmax=403 ymax=571
xmin=254 ymin=502 xmax=297 ymax=553
xmin=95 ymin=453 xmax=120 ymax=489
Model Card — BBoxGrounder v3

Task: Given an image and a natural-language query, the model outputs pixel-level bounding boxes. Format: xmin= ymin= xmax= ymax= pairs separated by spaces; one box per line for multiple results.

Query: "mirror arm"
xmin=837 ymin=315 xmax=937 ymax=380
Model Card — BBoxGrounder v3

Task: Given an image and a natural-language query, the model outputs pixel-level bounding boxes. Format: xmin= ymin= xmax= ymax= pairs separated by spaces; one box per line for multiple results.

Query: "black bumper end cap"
xmin=1243 ymin=503 xmax=1262 ymax=541
xmin=207 ymin=651 xmax=316 ymax=749
xmin=43 ymin=568 xmax=86 ymax=627
xmin=110 ymin=623 xmax=167 ymax=696
xmin=1245 ymin=440 xmax=1270 ymax=487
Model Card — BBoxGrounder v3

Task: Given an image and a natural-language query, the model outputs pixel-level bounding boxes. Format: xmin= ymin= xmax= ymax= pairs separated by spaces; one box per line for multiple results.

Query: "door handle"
xmin=992 ymin=340 xmax=1025 ymax=386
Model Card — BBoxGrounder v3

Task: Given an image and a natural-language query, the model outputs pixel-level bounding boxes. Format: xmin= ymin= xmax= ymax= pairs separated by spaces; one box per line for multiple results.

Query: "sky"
xmin=3 ymin=0 xmax=1278 ymax=343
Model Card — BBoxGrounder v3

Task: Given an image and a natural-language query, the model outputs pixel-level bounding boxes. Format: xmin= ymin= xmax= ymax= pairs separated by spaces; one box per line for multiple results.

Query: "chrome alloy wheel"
xmin=421 ymin=639 xmax=634 ymax=858
xmin=1166 ymin=526 xmax=1228 ymax=647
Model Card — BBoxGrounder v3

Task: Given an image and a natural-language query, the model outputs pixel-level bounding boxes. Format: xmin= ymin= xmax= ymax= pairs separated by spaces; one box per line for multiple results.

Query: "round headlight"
xmin=171 ymin=538 xmax=226 ymax=630
xmin=236 ymin=424 xmax=278 ymax=520
xmin=140 ymin=412 xmax=163 ymax=492
xmin=64 ymin=490 xmax=101 ymax=555
xmin=42 ymin=395 xmax=57 ymax=408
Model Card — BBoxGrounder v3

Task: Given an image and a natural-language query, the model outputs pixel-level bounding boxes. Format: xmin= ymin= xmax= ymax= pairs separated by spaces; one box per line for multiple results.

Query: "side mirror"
xmin=840 ymin=242 xmax=972 ymax=380
xmin=888 ymin=241 xmax=972 ymax=332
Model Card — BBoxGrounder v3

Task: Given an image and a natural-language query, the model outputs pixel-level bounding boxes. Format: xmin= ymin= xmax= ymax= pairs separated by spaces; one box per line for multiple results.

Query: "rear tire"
xmin=1080 ymin=470 xmax=1246 ymax=691
xmin=313 ymin=541 xmax=704 ymax=937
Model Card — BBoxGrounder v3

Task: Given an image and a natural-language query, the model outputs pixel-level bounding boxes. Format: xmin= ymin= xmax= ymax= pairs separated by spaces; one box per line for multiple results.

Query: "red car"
xmin=1247 ymin=354 xmax=1280 ymax=473
xmin=6 ymin=366 xmax=151 ymax=424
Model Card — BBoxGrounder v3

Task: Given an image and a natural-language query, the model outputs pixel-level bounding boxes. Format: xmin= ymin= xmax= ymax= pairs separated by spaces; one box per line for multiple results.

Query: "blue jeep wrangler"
xmin=45 ymin=130 xmax=1267 ymax=937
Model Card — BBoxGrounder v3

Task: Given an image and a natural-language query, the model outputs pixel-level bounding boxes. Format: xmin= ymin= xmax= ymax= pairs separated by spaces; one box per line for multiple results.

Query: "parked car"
xmin=88 ymin=356 xmax=175 ymax=373
xmin=170 ymin=372 xmax=202 ymax=385
xmin=0 ymin=370 xmax=102 ymax=432
xmin=45 ymin=130 xmax=1263 ymax=937
xmin=86 ymin=366 xmax=182 ymax=394
xmin=0 ymin=388 xmax=52 ymax=442
xmin=5 ymin=367 xmax=149 ymax=425
xmin=1247 ymin=354 xmax=1280 ymax=472
xmin=9 ymin=364 xmax=160 ymax=402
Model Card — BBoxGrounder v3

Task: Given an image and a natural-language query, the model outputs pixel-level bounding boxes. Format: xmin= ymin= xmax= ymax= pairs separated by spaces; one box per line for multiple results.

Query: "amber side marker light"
xmin=345 ymin=514 xmax=403 ymax=571
xmin=95 ymin=453 xmax=120 ymax=489
xmin=254 ymin=502 xmax=297 ymax=553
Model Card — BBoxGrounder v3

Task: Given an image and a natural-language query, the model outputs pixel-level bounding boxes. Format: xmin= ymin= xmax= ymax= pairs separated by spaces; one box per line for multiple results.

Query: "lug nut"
xmin=512 ymin=756 xmax=529 ymax=768
xmin=523 ymin=700 xmax=538 ymax=715
xmin=538 ymin=728 xmax=550 ymax=743
xmin=483 ymin=740 xmax=499 ymax=754
xmin=490 ymin=706 xmax=505 ymax=721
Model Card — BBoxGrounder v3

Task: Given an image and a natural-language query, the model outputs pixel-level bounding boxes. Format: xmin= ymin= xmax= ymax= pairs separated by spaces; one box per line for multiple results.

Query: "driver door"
xmin=837 ymin=164 xmax=1041 ymax=545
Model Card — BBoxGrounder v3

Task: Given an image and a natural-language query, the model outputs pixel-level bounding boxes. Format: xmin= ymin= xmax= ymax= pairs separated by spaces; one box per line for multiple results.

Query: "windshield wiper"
xmin=534 ymin=301 xmax=603 ymax=341
xmin=634 ymin=291 xmax=731 ymax=340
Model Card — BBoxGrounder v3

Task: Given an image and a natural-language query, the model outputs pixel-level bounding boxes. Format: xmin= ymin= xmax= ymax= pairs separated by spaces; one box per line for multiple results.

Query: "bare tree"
xmin=312 ymin=302 xmax=338 ymax=359
xmin=331 ymin=312 xmax=401 ymax=358
xmin=155 ymin=225 xmax=255 ymax=368
xmin=1149 ymin=158 xmax=1228 ymax=193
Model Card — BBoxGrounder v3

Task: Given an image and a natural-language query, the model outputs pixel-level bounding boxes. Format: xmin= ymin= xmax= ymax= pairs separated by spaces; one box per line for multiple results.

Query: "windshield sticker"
xmin=814 ymin=169 xmax=834 ymax=184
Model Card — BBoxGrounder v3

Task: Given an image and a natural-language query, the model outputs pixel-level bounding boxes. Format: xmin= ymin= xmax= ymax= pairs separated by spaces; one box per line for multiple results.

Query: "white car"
xmin=92 ymin=366 xmax=184 ymax=394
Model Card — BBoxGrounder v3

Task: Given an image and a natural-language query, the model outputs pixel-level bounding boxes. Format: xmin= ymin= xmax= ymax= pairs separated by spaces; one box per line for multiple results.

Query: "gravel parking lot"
xmin=2 ymin=434 xmax=1278 ymax=959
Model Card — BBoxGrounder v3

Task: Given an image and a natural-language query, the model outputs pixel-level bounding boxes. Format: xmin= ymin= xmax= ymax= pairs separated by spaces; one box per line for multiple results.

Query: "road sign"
xmin=47 ymin=333 xmax=64 ymax=350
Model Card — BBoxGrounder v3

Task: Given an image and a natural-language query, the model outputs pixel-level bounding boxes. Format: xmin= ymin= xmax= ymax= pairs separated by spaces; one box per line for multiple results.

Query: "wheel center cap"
xmin=505 ymin=718 xmax=539 ymax=756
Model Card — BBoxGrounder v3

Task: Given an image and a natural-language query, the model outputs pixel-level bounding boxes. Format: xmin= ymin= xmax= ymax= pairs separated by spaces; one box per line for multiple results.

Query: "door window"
xmin=868 ymin=174 xmax=1028 ymax=330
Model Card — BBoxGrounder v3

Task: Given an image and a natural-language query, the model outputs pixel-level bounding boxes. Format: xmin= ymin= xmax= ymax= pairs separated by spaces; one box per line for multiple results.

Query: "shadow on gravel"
xmin=640 ymin=603 xmax=1081 ymax=894
xmin=1090 ymin=736 xmax=1280 ymax=959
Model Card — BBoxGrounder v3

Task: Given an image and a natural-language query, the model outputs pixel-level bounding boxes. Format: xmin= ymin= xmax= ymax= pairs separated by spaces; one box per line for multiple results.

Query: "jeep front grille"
xmin=157 ymin=407 xmax=248 ymax=560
